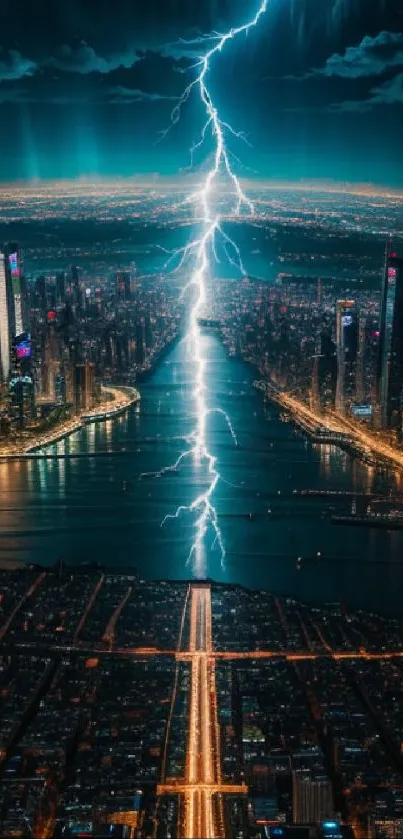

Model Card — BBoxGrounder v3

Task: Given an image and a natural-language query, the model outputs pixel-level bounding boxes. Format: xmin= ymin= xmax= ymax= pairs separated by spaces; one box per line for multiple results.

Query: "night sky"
xmin=0 ymin=0 xmax=402 ymax=185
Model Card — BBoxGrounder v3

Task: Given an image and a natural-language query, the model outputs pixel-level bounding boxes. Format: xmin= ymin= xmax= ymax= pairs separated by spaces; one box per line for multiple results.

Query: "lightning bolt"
xmin=142 ymin=1 xmax=268 ymax=578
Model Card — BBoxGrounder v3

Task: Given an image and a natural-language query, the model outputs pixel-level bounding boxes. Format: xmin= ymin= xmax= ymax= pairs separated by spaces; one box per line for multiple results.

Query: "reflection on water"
xmin=1 ymin=334 xmax=403 ymax=613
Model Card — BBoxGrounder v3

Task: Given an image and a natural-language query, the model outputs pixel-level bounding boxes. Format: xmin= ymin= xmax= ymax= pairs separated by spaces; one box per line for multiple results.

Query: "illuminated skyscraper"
xmin=376 ymin=246 xmax=403 ymax=429
xmin=0 ymin=252 xmax=11 ymax=382
xmin=335 ymin=300 xmax=358 ymax=415
xmin=9 ymin=374 xmax=35 ymax=430
xmin=73 ymin=362 xmax=95 ymax=413
xmin=4 ymin=243 xmax=27 ymax=338
xmin=355 ymin=315 xmax=367 ymax=405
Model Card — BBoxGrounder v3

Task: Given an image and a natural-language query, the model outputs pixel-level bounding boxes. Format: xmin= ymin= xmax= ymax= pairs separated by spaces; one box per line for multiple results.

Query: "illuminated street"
xmin=0 ymin=385 xmax=139 ymax=459
xmin=185 ymin=586 xmax=218 ymax=839
xmin=267 ymin=385 xmax=403 ymax=472
xmin=1 ymin=0 xmax=403 ymax=831
xmin=158 ymin=584 xmax=244 ymax=839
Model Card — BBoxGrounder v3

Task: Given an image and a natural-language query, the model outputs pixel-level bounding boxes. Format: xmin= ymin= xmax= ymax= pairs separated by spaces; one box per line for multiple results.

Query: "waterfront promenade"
xmin=0 ymin=385 xmax=140 ymax=460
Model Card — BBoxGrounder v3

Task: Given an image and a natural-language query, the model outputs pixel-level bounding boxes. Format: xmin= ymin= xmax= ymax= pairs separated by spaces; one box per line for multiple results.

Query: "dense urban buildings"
xmin=0 ymin=570 xmax=403 ymax=837
xmin=0 ymin=253 xmax=183 ymax=439
xmin=1 ymin=0 xmax=403 ymax=833
xmin=1 ymin=182 xmax=403 ymax=836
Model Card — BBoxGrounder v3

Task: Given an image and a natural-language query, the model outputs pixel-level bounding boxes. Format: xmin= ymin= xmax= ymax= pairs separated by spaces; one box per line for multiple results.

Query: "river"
xmin=1 ymin=333 xmax=402 ymax=613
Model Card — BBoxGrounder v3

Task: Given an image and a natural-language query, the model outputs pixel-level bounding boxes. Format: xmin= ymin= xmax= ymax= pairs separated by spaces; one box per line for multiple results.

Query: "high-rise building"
xmin=310 ymin=331 xmax=321 ymax=413
xmin=292 ymin=771 xmax=334 ymax=825
xmin=0 ymin=252 xmax=11 ymax=383
xmin=70 ymin=265 xmax=81 ymax=312
xmin=116 ymin=271 xmax=131 ymax=301
xmin=9 ymin=374 xmax=36 ymax=430
xmin=4 ymin=243 xmax=28 ymax=338
xmin=335 ymin=300 xmax=358 ymax=415
xmin=376 ymin=245 xmax=403 ymax=429
xmin=56 ymin=273 xmax=66 ymax=307
xmin=73 ymin=362 xmax=95 ymax=413
xmin=135 ymin=318 xmax=146 ymax=366
xmin=34 ymin=275 xmax=47 ymax=315
xmin=355 ymin=315 xmax=367 ymax=405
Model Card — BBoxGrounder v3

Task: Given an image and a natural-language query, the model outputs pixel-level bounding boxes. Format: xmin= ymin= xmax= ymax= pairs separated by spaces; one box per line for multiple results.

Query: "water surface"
xmin=1 ymin=334 xmax=402 ymax=613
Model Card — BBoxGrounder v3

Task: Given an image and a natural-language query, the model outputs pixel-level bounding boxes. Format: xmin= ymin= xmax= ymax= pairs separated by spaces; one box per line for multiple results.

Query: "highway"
xmin=157 ymin=584 xmax=228 ymax=838
xmin=184 ymin=584 xmax=221 ymax=839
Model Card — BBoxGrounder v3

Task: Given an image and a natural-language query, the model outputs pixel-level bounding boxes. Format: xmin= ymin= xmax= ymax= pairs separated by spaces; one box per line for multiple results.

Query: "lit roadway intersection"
xmin=6 ymin=578 xmax=403 ymax=839
xmin=155 ymin=583 xmax=403 ymax=838
xmin=158 ymin=584 xmax=246 ymax=839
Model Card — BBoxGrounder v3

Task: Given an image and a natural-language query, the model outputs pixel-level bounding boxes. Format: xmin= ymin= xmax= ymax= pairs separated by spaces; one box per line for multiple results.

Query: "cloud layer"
xmin=46 ymin=44 xmax=141 ymax=75
xmin=0 ymin=50 xmax=37 ymax=82
xmin=329 ymin=72 xmax=403 ymax=112
xmin=317 ymin=31 xmax=403 ymax=79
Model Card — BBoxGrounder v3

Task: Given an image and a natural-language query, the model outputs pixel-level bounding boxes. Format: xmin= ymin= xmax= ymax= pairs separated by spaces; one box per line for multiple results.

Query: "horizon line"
xmin=0 ymin=174 xmax=402 ymax=200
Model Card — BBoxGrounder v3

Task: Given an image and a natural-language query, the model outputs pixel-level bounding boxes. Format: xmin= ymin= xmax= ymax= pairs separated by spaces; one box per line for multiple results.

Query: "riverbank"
xmin=254 ymin=378 xmax=403 ymax=472
xmin=0 ymin=333 xmax=402 ymax=613
xmin=0 ymin=385 xmax=140 ymax=460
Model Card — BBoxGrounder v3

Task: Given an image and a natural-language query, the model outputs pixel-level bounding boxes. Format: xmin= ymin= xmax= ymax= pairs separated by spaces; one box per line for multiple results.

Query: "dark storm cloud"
xmin=0 ymin=49 xmax=36 ymax=81
xmin=328 ymin=72 xmax=403 ymax=113
xmin=0 ymin=0 xmax=402 ymax=184
xmin=0 ymin=80 xmax=176 ymax=106
xmin=107 ymin=85 xmax=177 ymax=103
xmin=45 ymin=43 xmax=142 ymax=75
xmin=0 ymin=49 xmax=182 ymax=105
xmin=314 ymin=31 xmax=403 ymax=79
xmin=281 ymin=31 xmax=403 ymax=82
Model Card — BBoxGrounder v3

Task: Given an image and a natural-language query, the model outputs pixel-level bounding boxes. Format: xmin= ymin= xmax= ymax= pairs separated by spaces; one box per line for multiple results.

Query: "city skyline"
xmin=1 ymin=1 xmax=403 ymax=836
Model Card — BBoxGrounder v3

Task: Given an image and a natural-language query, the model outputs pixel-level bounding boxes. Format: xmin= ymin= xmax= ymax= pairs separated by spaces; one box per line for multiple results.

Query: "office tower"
xmin=116 ymin=271 xmax=131 ymax=301
xmin=56 ymin=273 xmax=66 ymax=307
xmin=83 ymin=287 xmax=92 ymax=313
xmin=41 ymin=322 xmax=61 ymax=402
xmin=317 ymin=278 xmax=322 ymax=308
xmin=14 ymin=332 xmax=32 ymax=374
xmin=34 ymin=276 xmax=47 ymax=315
xmin=130 ymin=265 xmax=137 ymax=296
xmin=4 ymin=243 xmax=28 ymax=337
xmin=355 ymin=315 xmax=366 ymax=405
xmin=144 ymin=310 xmax=154 ymax=350
xmin=73 ymin=362 xmax=95 ymax=413
xmin=70 ymin=265 xmax=81 ymax=312
xmin=9 ymin=374 xmax=35 ymax=430
xmin=335 ymin=300 xmax=358 ymax=415
xmin=135 ymin=318 xmax=146 ymax=366
xmin=0 ymin=252 xmax=11 ymax=383
xmin=310 ymin=331 xmax=321 ymax=413
xmin=376 ymin=245 xmax=403 ymax=429
xmin=292 ymin=771 xmax=334 ymax=824
xmin=95 ymin=287 xmax=102 ymax=315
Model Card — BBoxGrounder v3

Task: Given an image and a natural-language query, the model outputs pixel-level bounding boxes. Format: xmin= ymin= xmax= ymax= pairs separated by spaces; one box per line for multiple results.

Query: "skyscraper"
xmin=73 ymin=362 xmax=95 ymax=413
xmin=9 ymin=374 xmax=35 ymax=430
xmin=116 ymin=271 xmax=131 ymax=301
xmin=335 ymin=300 xmax=358 ymax=415
xmin=376 ymin=245 xmax=403 ymax=429
xmin=292 ymin=771 xmax=334 ymax=824
xmin=70 ymin=265 xmax=81 ymax=312
xmin=355 ymin=315 xmax=367 ymax=405
xmin=0 ymin=252 xmax=11 ymax=382
xmin=4 ymin=243 xmax=27 ymax=338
